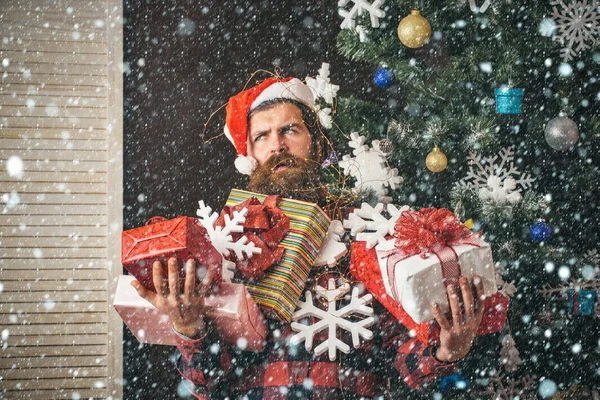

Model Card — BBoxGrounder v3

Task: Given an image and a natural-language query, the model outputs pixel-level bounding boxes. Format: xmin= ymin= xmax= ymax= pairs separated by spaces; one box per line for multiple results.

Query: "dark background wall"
xmin=123 ymin=1 xmax=378 ymax=398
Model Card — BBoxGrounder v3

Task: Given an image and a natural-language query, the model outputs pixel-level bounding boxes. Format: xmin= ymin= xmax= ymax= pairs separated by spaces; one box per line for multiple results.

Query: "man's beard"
xmin=247 ymin=153 xmax=326 ymax=205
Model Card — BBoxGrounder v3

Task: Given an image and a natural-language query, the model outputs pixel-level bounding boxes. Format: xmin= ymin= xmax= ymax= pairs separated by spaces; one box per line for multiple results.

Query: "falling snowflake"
xmin=305 ymin=63 xmax=339 ymax=129
xmin=343 ymin=202 xmax=407 ymax=249
xmin=550 ymin=0 xmax=600 ymax=61
xmin=456 ymin=147 xmax=534 ymax=207
xmin=339 ymin=132 xmax=403 ymax=202
xmin=290 ymin=278 xmax=375 ymax=361
xmin=196 ymin=201 xmax=262 ymax=280
xmin=338 ymin=0 xmax=386 ymax=29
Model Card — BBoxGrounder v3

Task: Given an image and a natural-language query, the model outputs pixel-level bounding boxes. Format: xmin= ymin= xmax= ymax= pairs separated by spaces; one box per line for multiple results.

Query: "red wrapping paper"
xmin=350 ymin=240 xmax=508 ymax=345
xmin=121 ymin=216 xmax=222 ymax=292
xmin=217 ymin=195 xmax=289 ymax=281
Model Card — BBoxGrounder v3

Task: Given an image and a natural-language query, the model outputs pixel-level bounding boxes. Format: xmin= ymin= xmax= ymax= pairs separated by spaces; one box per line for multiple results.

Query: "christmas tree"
xmin=329 ymin=0 xmax=600 ymax=397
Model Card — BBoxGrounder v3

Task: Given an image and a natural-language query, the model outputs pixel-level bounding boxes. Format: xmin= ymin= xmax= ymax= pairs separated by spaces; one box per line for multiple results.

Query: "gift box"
xmin=114 ymin=275 xmax=267 ymax=350
xmin=567 ymin=289 xmax=597 ymax=316
xmin=121 ymin=216 xmax=222 ymax=292
xmin=495 ymin=87 xmax=524 ymax=114
xmin=350 ymin=240 xmax=508 ymax=345
xmin=377 ymin=239 xmax=498 ymax=323
xmin=225 ymin=189 xmax=331 ymax=322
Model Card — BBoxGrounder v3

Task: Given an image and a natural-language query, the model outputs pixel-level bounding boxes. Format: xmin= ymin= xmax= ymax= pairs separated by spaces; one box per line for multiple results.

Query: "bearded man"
xmin=132 ymin=77 xmax=490 ymax=399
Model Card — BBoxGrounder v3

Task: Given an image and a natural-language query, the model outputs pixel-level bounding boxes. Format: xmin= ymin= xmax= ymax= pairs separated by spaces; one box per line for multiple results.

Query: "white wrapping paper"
xmin=377 ymin=239 xmax=497 ymax=323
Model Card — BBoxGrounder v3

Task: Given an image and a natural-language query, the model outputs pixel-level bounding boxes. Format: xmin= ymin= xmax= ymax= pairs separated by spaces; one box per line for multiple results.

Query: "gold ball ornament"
xmin=397 ymin=9 xmax=432 ymax=49
xmin=426 ymin=146 xmax=447 ymax=172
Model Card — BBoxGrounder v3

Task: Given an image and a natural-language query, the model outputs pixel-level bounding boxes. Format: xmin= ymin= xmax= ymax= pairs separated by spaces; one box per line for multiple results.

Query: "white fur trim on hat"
xmin=234 ymin=154 xmax=258 ymax=175
xmin=251 ymin=78 xmax=315 ymax=111
xmin=223 ymin=124 xmax=234 ymax=146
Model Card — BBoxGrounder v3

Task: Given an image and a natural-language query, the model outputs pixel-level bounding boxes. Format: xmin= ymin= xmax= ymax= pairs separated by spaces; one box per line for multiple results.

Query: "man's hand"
xmin=431 ymin=275 xmax=485 ymax=363
xmin=131 ymin=257 xmax=218 ymax=339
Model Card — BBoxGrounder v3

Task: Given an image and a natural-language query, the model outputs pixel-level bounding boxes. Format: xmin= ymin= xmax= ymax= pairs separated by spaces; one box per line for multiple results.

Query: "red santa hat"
xmin=224 ymin=76 xmax=315 ymax=175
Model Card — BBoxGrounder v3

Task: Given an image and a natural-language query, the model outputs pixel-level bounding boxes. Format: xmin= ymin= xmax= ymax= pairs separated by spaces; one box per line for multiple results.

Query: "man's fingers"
xmin=431 ymin=302 xmax=452 ymax=331
xmin=473 ymin=275 xmax=486 ymax=322
xmin=460 ymin=276 xmax=475 ymax=320
xmin=447 ymin=284 xmax=463 ymax=325
xmin=197 ymin=264 xmax=219 ymax=298
xmin=168 ymin=257 xmax=181 ymax=298
xmin=183 ymin=259 xmax=196 ymax=304
xmin=131 ymin=280 xmax=156 ymax=304
xmin=153 ymin=260 xmax=168 ymax=296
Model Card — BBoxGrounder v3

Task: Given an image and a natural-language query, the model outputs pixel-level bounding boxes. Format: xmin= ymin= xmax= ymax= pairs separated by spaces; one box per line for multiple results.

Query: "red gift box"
xmin=122 ymin=216 xmax=222 ymax=292
xmin=350 ymin=240 xmax=508 ymax=345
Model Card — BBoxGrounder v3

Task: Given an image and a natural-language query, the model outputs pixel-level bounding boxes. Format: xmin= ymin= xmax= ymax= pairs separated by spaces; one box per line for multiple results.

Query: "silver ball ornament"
xmin=544 ymin=116 xmax=579 ymax=151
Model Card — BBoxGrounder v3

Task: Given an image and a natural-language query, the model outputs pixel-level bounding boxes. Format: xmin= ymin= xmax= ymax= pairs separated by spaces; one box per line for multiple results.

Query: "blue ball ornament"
xmin=530 ymin=221 xmax=552 ymax=242
xmin=374 ymin=67 xmax=395 ymax=88
xmin=440 ymin=372 xmax=468 ymax=394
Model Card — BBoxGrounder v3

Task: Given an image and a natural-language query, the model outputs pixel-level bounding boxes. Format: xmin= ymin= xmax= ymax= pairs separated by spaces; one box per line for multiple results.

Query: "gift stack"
xmin=347 ymin=205 xmax=508 ymax=344
xmin=225 ymin=189 xmax=331 ymax=322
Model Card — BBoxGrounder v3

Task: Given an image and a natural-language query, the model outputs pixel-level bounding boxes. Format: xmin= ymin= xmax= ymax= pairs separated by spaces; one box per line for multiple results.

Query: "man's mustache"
xmin=262 ymin=153 xmax=308 ymax=172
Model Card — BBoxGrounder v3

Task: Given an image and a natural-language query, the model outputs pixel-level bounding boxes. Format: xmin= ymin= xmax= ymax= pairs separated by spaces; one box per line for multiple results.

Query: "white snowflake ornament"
xmin=290 ymin=278 xmax=374 ymax=361
xmin=196 ymin=201 xmax=262 ymax=281
xmin=338 ymin=0 xmax=386 ymax=29
xmin=313 ymin=220 xmax=348 ymax=267
xmin=457 ymin=147 xmax=534 ymax=207
xmin=339 ymin=132 xmax=403 ymax=203
xmin=343 ymin=203 xmax=407 ymax=249
xmin=550 ymin=0 xmax=600 ymax=61
xmin=468 ymin=0 xmax=494 ymax=13
xmin=305 ymin=63 xmax=339 ymax=130
xmin=305 ymin=63 xmax=339 ymax=105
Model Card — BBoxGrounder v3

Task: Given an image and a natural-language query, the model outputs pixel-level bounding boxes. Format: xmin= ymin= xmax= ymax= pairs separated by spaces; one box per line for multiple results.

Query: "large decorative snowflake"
xmin=305 ymin=63 xmax=339 ymax=130
xmin=456 ymin=147 xmax=534 ymax=206
xmin=343 ymin=202 xmax=407 ymax=249
xmin=290 ymin=278 xmax=374 ymax=361
xmin=196 ymin=201 xmax=262 ymax=280
xmin=338 ymin=0 xmax=386 ymax=29
xmin=550 ymin=0 xmax=600 ymax=61
xmin=313 ymin=220 xmax=348 ymax=267
xmin=339 ymin=132 xmax=403 ymax=203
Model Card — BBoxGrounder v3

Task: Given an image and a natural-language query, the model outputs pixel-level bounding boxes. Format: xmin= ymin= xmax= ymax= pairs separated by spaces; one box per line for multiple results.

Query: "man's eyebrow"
xmin=278 ymin=123 xmax=302 ymax=133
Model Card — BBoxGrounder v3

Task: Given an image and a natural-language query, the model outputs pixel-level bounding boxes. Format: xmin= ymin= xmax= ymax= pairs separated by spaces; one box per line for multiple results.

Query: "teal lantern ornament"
xmin=495 ymin=87 xmax=524 ymax=114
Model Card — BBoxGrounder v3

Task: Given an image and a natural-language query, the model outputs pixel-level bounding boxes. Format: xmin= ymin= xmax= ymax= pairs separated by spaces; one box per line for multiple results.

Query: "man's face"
xmin=246 ymin=102 xmax=313 ymax=166
xmin=246 ymin=102 xmax=325 ymax=204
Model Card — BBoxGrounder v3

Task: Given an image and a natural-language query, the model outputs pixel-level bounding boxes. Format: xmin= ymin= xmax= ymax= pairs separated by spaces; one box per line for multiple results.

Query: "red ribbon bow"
xmin=393 ymin=208 xmax=473 ymax=256
xmin=216 ymin=195 xmax=289 ymax=281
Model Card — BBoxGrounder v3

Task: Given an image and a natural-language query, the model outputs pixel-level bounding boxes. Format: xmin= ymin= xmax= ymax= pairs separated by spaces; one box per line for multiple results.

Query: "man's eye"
xmin=253 ymin=135 xmax=264 ymax=142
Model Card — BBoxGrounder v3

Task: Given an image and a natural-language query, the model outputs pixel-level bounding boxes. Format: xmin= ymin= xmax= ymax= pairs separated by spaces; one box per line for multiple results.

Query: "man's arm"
xmin=132 ymin=258 xmax=231 ymax=399
xmin=382 ymin=275 xmax=486 ymax=390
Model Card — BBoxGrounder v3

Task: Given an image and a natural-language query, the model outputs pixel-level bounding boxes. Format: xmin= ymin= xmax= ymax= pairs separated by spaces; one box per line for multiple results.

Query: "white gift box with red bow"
xmin=377 ymin=238 xmax=498 ymax=323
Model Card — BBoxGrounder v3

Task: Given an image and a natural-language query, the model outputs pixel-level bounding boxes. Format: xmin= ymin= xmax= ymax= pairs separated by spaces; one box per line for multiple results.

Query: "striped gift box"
xmin=226 ymin=189 xmax=331 ymax=322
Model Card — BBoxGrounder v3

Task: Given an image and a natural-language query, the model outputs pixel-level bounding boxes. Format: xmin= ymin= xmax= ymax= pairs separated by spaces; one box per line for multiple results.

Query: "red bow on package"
xmin=216 ymin=195 xmax=289 ymax=281
xmin=393 ymin=208 xmax=475 ymax=256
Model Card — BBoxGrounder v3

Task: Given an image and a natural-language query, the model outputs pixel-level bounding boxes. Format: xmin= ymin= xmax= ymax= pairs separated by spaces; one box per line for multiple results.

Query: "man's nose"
xmin=269 ymin=135 xmax=287 ymax=154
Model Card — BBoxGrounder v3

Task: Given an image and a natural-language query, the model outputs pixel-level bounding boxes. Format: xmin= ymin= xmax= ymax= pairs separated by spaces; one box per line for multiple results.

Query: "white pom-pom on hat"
xmin=234 ymin=154 xmax=258 ymax=175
